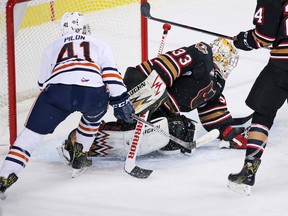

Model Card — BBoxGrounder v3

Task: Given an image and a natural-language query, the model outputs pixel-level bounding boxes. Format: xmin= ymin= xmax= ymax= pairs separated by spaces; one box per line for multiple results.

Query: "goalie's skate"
xmin=227 ymin=158 xmax=261 ymax=196
xmin=57 ymin=140 xmax=73 ymax=165
xmin=0 ymin=173 xmax=18 ymax=200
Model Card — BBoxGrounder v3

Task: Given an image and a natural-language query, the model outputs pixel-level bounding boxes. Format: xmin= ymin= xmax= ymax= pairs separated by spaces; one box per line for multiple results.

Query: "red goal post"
xmin=1 ymin=0 xmax=148 ymax=146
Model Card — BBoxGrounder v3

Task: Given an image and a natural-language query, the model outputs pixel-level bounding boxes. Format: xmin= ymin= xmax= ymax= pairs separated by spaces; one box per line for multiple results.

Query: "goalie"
xmin=59 ymin=37 xmax=249 ymax=162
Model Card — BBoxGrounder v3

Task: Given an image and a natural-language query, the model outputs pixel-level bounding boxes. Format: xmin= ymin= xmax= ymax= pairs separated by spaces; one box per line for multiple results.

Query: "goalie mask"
xmin=210 ymin=38 xmax=239 ymax=79
xmin=61 ymin=12 xmax=91 ymax=36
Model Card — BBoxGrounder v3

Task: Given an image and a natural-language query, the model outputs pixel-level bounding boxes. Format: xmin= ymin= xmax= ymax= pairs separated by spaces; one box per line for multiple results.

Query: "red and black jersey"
xmin=124 ymin=42 xmax=233 ymax=133
xmin=136 ymin=42 xmax=214 ymax=87
xmin=250 ymin=0 xmax=288 ymax=68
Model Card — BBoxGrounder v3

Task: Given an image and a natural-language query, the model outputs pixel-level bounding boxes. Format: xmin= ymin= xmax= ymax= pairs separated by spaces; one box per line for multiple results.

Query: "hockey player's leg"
xmin=71 ymin=86 xmax=109 ymax=177
xmin=227 ymin=121 xmax=269 ymax=195
xmin=228 ymin=67 xmax=287 ymax=195
xmin=71 ymin=116 xmax=100 ymax=178
xmin=0 ymin=128 xmax=44 ymax=199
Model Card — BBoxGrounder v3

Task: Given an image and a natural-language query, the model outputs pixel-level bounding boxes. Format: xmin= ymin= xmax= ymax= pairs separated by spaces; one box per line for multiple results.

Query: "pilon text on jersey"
xmin=64 ymin=35 xmax=86 ymax=42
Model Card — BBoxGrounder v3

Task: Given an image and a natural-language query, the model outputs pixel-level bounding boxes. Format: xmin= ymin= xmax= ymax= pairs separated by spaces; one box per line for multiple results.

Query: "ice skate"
xmin=227 ymin=158 xmax=261 ymax=195
xmin=0 ymin=173 xmax=18 ymax=200
xmin=71 ymin=142 xmax=92 ymax=178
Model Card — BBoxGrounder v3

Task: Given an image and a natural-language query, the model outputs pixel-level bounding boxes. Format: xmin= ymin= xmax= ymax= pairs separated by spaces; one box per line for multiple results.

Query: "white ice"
xmin=1 ymin=0 xmax=288 ymax=215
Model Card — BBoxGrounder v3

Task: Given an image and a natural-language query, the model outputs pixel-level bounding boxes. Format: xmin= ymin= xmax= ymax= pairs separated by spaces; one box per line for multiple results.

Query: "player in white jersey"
xmin=0 ymin=12 xmax=134 ymax=199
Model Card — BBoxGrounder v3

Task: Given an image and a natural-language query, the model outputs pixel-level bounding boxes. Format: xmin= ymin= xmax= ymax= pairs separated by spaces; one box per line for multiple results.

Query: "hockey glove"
xmin=220 ymin=126 xmax=247 ymax=149
xmin=110 ymin=92 xmax=135 ymax=123
xmin=233 ymin=30 xmax=258 ymax=51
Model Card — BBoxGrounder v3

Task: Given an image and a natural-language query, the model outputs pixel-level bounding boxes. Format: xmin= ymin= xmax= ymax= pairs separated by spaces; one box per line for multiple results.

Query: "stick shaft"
xmin=141 ymin=2 xmax=234 ymax=40
xmin=152 ymin=16 xmax=233 ymax=40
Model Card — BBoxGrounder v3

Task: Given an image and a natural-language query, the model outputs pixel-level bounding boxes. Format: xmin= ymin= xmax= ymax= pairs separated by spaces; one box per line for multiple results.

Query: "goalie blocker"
xmin=128 ymin=70 xmax=168 ymax=115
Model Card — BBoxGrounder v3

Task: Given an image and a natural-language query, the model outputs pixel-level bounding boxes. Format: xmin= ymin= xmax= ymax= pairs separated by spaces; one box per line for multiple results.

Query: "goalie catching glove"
xmin=218 ymin=126 xmax=247 ymax=149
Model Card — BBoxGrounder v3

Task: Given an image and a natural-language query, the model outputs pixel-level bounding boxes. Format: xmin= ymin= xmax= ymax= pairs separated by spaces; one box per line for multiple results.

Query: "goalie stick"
xmin=132 ymin=113 xmax=220 ymax=152
xmin=124 ymin=23 xmax=172 ymax=179
xmin=124 ymin=112 xmax=152 ymax=178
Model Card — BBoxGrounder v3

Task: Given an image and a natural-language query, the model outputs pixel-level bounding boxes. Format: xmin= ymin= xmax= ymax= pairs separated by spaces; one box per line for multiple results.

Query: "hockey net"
xmin=0 ymin=0 xmax=148 ymax=147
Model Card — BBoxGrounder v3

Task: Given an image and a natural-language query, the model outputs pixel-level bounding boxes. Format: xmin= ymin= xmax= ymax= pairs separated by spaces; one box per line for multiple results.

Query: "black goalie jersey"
xmin=124 ymin=42 xmax=233 ymax=132
xmin=135 ymin=42 xmax=223 ymax=111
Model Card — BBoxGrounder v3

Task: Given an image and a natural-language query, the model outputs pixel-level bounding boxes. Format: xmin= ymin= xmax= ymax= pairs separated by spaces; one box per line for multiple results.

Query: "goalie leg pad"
xmin=90 ymin=117 xmax=170 ymax=157
xmin=59 ymin=117 xmax=170 ymax=160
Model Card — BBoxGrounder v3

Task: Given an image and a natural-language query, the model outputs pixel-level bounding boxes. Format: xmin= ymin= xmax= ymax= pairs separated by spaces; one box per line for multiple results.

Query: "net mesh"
xmin=0 ymin=0 xmax=143 ymax=144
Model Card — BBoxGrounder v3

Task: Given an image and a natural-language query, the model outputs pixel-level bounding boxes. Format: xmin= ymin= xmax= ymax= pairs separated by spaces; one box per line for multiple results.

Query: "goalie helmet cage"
xmin=1 ymin=0 xmax=148 ymax=146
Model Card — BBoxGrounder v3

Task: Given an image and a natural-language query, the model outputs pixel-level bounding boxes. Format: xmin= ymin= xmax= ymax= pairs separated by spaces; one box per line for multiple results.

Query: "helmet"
xmin=210 ymin=37 xmax=239 ymax=79
xmin=61 ymin=12 xmax=91 ymax=36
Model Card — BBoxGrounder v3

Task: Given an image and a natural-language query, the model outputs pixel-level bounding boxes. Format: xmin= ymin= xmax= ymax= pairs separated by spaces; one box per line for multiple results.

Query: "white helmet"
xmin=210 ymin=37 xmax=239 ymax=79
xmin=61 ymin=12 xmax=91 ymax=36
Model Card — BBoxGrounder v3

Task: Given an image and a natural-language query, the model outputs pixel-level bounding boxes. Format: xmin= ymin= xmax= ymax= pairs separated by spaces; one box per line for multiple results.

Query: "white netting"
xmin=0 ymin=0 xmax=143 ymax=145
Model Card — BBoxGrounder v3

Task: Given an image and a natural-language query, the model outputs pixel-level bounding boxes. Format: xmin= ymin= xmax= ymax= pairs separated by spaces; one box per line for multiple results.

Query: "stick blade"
xmin=195 ymin=129 xmax=220 ymax=148
xmin=141 ymin=2 xmax=151 ymax=18
xmin=125 ymin=166 xmax=153 ymax=179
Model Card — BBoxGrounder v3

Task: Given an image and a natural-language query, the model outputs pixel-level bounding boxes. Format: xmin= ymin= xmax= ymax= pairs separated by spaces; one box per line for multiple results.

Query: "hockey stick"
xmin=131 ymin=113 xmax=220 ymax=152
xmin=231 ymin=113 xmax=253 ymax=126
xmin=141 ymin=2 xmax=234 ymax=40
xmin=141 ymin=2 xmax=271 ymax=50
xmin=124 ymin=23 xmax=172 ymax=179
xmin=124 ymin=112 xmax=152 ymax=178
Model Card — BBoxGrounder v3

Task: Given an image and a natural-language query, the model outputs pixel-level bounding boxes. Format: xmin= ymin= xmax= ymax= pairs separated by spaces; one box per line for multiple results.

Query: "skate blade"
xmin=227 ymin=181 xmax=252 ymax=196
xmin=72 ymin=167 xmax=90 ymax=178
xmin=0 ymin=192 xmax=7 ymax=200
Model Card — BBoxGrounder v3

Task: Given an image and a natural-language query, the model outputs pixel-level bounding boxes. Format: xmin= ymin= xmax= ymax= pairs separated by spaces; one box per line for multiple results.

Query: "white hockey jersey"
xmin=38 ymin=33 xmax=127 ymax=97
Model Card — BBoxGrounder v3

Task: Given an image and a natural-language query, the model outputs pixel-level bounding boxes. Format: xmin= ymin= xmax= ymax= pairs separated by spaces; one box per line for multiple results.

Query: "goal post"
xmin=1 ymin=0 xmax=148 ymax=146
